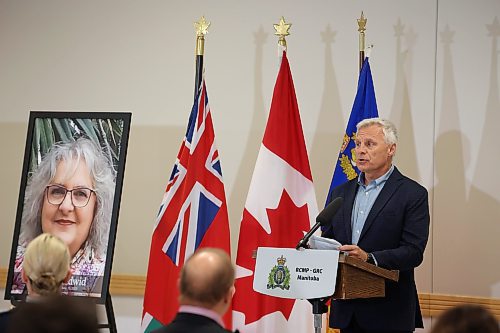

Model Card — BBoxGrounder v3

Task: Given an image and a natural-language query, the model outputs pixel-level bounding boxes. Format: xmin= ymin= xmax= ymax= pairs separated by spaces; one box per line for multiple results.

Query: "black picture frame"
xmin=4 ymin=111 xmax=131 ymax=304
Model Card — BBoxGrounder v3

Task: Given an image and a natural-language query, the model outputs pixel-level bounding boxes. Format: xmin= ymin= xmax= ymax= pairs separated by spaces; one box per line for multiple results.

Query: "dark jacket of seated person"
xmin=0 ymin=307 xmax=17 ymax=333
xmin=7 ymin=295 xmax=98 ymax=333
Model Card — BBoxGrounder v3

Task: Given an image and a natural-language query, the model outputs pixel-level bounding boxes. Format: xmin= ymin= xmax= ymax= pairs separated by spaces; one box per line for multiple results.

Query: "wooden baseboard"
xmin=108 ymin=274 xmax=146 ymax=296
xmin=1 ymin=267 xmax=499 ymax=318
xmin=419 ymin=293 xmax=500 ymax=318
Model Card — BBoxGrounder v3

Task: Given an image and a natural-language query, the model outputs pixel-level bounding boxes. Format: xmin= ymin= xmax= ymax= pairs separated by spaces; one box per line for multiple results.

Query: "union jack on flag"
xmin=142 ymin=81 xmax=231 ymax=332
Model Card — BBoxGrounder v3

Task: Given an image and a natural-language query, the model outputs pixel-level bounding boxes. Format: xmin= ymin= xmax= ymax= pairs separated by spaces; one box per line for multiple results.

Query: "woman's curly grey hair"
xmin=19 ymin=137 xmax=115 ymax=258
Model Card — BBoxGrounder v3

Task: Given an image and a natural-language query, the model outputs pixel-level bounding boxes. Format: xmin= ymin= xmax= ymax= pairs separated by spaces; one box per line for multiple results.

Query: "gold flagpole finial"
xmin=194 ymin=16 xmax=210 ymax=56
xmin=357 ymin=11 xmax=367 ymax=33
xmin=274 ymin=17 xmax=292 ymax=48
xmin=357 ymin=11 xmax=367 ymax=71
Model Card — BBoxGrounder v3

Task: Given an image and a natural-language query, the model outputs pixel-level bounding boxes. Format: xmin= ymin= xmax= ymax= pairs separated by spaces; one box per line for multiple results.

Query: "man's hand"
xmin=339 ymin=244 xmax=369 ymax=262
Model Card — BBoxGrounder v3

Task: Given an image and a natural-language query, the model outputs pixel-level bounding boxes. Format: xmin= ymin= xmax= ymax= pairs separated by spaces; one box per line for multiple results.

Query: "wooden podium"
xmin=333 ymin=253 xmax=399 ymax=300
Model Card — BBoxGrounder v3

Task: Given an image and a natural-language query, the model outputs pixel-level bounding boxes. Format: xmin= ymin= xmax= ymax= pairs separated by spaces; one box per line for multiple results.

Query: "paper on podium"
xmin=309 ymin=235 xmax=342 ymax=250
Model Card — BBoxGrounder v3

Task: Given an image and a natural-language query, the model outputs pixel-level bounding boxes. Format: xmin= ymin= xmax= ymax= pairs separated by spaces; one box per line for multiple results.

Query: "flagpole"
xmin=194 ymin=16 xmax=210 ymax=98
xmin=357 ymin=12 xmax=367 ymax=72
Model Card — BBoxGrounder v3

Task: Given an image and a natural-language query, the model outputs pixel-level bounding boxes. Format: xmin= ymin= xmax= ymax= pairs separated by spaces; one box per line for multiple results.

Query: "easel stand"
xmin=98 ymin=292 xmax=117 ymax=333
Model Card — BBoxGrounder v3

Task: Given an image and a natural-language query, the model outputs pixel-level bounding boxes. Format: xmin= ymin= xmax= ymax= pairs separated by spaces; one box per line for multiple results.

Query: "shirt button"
xmin=360 ymin=210 xmax=364 ymax=214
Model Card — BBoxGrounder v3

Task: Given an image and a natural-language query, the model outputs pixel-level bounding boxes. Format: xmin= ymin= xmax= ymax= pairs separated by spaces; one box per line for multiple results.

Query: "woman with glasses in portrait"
xmin=11 ymin=137 xmax=115 ymax=297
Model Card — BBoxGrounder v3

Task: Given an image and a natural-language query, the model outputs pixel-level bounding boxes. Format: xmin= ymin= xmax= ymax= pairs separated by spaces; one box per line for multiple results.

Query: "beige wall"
xmin=0 ymin=0 xmax=499 ymax=302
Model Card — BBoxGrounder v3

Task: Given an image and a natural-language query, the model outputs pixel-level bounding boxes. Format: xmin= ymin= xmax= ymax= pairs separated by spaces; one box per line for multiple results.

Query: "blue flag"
xmin=326 ymin=58 xmax=378 ymax=204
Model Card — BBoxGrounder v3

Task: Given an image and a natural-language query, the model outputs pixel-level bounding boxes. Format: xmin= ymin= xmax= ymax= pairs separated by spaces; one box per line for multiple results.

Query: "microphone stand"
xmin=295 ymin=196 xmax=343 ymax=333
xmin=309 ymin=297 xmax=330 ymax=333
xmin=296 ymin=242 xmax=330 ymax=333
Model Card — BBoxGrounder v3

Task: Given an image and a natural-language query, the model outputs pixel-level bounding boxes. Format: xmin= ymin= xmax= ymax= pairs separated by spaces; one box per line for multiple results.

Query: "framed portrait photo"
xmin=5 ymin=111 xmax=131 ymax=303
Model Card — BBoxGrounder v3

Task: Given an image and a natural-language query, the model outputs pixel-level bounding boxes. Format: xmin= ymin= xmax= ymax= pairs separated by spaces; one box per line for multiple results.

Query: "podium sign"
xmin=253 ymin=247 xmax=339 ymax=299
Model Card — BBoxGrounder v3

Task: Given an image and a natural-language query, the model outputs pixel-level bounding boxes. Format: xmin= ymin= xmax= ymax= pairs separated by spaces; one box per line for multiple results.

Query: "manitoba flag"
xmin=326 ymin=57 xmax=378 ymax=203
xmin=141 ymin=81 xmax=231 ymax=332
xmin=232 ymin=51 xmax=318 ymax=332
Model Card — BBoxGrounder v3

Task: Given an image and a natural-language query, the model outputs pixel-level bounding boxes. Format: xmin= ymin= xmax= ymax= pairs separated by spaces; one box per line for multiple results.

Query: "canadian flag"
xmin=232 ymin=51 xmax=318 ymax=333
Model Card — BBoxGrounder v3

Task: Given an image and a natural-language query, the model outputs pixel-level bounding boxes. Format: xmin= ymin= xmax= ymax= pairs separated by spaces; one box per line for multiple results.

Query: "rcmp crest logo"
xmin=267 ymin=255 xmax=290 ymax=290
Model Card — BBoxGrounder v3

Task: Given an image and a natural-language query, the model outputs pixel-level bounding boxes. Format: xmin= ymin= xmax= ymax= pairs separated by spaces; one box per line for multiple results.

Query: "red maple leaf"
xmin=233 ymin=190 xmax=311 ymax=324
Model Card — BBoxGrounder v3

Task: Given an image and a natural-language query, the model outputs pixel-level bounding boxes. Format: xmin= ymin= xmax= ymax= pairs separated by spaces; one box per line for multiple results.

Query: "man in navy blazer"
xmin=323 ymin=118 xmax=430 ymax=333
xmin=153 ymin=248 xmax=236 ymax=333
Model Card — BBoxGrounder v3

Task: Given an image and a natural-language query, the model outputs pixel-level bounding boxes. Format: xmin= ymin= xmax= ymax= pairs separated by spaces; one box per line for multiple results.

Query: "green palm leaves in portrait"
xmin=30 ymin=117 xmax=124 ymax=176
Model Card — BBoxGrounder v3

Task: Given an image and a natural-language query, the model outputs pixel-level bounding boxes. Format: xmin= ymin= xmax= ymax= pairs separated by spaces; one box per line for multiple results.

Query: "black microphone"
xmin=296 ymin=197 xmax=344 ymax=250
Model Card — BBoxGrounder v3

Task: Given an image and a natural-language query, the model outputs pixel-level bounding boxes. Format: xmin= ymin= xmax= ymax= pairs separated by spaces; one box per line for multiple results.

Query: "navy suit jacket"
xmin=323 ymin=167 xmax=430 ymax=331
xmin=0 ymin=309 xmax=13 ymax=333
xmin=152 ymin=313 xmax=232 ymax=333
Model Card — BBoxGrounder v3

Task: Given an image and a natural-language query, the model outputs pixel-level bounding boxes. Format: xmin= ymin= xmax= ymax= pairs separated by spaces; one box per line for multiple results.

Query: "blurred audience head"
xmin=431 ymin=304 xmax=499 ymax=333
xmin=179 ymin=247 xmax=235 ymax=316
xmin=8 ymin=295 xmax=98 ymax=333
xmin=22 ymin=233 xmax=71 ymax=296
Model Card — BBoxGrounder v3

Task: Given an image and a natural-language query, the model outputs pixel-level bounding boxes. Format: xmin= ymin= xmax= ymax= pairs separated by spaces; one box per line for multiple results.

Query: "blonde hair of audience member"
xmin=431 ymin=304 xmax=500 ymax=333
xmin=22 ymin=233 xmax=71 ymax=296
xmin=179 ymin=248 xmax=235 ymax=316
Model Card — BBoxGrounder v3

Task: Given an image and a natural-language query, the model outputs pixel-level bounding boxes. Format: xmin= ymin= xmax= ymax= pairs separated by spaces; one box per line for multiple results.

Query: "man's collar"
xmin=178 ymin=304 xmax=224 ymax=327
xmin=357 ymin=164 xmax=395 ymax=186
